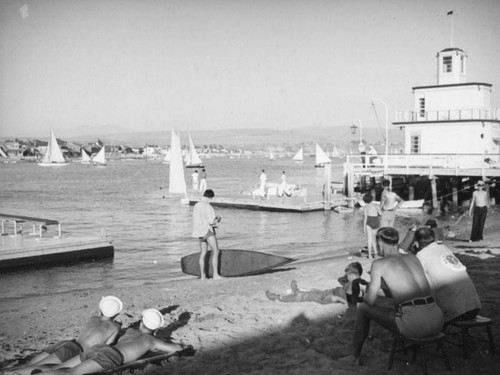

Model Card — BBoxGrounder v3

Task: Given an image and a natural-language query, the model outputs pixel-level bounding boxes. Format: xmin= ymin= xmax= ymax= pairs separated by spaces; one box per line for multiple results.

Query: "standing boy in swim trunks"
xmin=379 ymin=179 xmax=404 ymax=228
xmin=191 ymin=189 xmax=224 ymax=280
xmin=362 ymin=194 xmax=380 ymax=259
xmin=39 ymin=309 xmax=187 ymax=375
xmin=2 ymin=296 xmax=123 ymax=375
xmin=345 ymin=227 xmax=443 ymax=365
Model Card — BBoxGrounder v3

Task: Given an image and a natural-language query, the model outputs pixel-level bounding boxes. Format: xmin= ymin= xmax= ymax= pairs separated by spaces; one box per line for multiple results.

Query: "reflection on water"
xmin=0 ymin=158 xmax=365 ymax=300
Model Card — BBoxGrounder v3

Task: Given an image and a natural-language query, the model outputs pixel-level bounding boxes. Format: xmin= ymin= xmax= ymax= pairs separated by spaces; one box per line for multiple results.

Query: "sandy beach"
xmin=1 ymin=208 xmax=499 ymax=375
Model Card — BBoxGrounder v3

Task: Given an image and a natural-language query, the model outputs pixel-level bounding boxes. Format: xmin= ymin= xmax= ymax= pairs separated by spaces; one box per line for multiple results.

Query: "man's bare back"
xmin=78 ymin=316 xmax=121 ymax=350
xmin=368 ymin=255 xmax=432 ymax=305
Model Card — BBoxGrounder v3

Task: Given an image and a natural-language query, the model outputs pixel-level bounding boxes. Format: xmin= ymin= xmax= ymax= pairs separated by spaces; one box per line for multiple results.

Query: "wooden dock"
xmin=0 ymin=213 xmax=114 ymax=270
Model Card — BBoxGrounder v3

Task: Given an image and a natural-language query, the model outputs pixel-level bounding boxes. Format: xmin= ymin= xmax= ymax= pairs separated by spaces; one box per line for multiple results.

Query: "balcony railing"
xmin=395 ymin=108 xmax=500 ymax=123
xmin=346 ymin=153 xmax=500 ymax=176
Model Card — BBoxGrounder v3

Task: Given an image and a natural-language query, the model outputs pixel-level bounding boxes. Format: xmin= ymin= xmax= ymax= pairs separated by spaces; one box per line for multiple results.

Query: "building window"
xmin=410 ymin=134 xmax=421 ymax=154
xmin=443 ymin=56 xmax=452 ymax=73
xmin=419 ymin=98 xmax=425 ymax=118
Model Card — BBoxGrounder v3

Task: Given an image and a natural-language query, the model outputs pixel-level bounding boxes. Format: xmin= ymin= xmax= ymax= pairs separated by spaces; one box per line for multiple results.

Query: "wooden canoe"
xmin=181 ymin=249 xmax=296 ymax=278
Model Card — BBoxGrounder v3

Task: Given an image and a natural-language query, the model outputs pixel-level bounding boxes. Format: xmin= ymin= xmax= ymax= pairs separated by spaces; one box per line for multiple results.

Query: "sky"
xmin=1 ymin=0 xmax=500 ymax=138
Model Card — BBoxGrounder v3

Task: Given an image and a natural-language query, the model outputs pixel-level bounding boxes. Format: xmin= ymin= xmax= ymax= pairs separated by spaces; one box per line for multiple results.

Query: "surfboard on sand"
xmin=181 ymin=249 xmax=296 ymax=278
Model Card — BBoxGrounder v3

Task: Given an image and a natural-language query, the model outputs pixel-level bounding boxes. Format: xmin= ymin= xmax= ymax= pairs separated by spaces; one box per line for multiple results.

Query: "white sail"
xmin=169 ymin=130 xmax=188 ymax=195
xmin=81 ymin=148 xmax=91 ymax=163
xmin=315 ymin=144 xmax=331 ymax=167
xmin=39 ymin=129 xmax=67 ymax=166
xmin=186 ymin=133 xmax=203 ymax=167
xmin=92 ymin=146 xmax=106 ymax=166
xmin=330 ymin=144 xmax=342 ymax=159
xmin=269 ymin=150 xmax=276 ymax=160
xmin=292 ymin=147 xmax=303 ymax=162
xmin=163 ymin=147 xmax=171 ymax=163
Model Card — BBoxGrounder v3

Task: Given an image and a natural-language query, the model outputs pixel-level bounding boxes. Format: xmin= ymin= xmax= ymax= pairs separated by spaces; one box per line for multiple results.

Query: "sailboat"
xmin=81 ymin=148 xmax=91 ymax=164
xmin=269 ymin=150 xmax=276 ymax=161
xmin=168 ymin=130 xmax=189 ymax=203
xmin=38 ymin=130 xmax=68 ymax=167
xmin=92 ymin=146 xmax=107 ymax=167
xmin=314 ymin=144 xmax=331 ymax=168
xmin=185 ymin=133 xmax=204 ymax=168
xmin=292 ymin=147 xmax=303 ymax=162
xmin=329 ymin=144 xmax=342 ymax=159
xmin=162 ymin=148 xmax=171 ymax=164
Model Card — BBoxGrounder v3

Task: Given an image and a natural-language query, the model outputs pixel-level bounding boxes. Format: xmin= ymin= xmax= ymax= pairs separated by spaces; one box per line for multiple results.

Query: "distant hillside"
xmin=1 ymin=126 xmax=404 ymax=151
xmin=56 ymin=126 xmax=404 ymax=149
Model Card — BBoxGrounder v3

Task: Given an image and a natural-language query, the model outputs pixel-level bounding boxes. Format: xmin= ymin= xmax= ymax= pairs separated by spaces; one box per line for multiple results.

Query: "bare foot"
xmin=213 ymin=274 xmax=226 ymax=280
xmin=265 ymin=291 xmax=281 ymax=301
xmin=290 ymin=280 xmax=298 ymax=293
xmin=337 ymin=355 xmax=362 ymax=366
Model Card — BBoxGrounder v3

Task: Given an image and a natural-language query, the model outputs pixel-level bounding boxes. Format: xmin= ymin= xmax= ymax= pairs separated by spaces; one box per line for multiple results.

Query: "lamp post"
xmin=357 ymin=119 xmax=363 ymax=144
xmin=371 ymin=97 xmax=389 ymax=174
xmin=350 ymin=123 xmax=358 ymax=135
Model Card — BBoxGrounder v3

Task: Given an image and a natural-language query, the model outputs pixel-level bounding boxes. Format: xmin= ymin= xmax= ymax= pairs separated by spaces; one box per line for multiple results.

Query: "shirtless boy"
xmin=469 ymin=180 xmax=489 ymax=242
xmin=2 ymin=296 xmax=123 ymax=375
xmin=379 ymin=179 xmax=404 ymax=228
xmin=39 ymin=309 xmax=186 ymax=375
xmin=346 ymin=227 xmax=443 ymax=365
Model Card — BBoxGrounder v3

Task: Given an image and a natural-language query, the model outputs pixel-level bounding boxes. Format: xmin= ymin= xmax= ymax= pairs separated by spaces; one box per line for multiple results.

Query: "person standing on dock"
xmin=380 ymin=179 xmax=404 ymax=228
xmin=191 ymin=170 xmax=199 ymax=193
xmin=469 ymin=180 xmax=489 ymax=242
xmin=358 ymin=142 xmax=367 ymax=167
xmin=199 ymin=168 xmax=207 ymax=194
xmin=259 ymin=169 xmax=267 ymax=196
xmin=191 ymin=189 xmax=224 ymax=280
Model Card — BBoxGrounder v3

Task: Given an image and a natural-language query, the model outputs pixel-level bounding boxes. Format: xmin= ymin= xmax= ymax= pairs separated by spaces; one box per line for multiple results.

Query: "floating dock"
xmin=0 ymin=213 xmax=114 ymax=270
xmin=188 ymin=196 xmax=348 ymax=212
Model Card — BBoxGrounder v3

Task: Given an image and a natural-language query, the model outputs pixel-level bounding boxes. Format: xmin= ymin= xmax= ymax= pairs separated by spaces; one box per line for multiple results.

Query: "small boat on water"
xmin=292 ymin=147 xmax=303 ymax=162
xmin=81 ymin=148 xmax=92 ymax=164
xmin=185 ymin=133 xmax=204 ymax=168
xmin=314 ymin=144 xmax=331 ymax=168
xmin=92 ymin=146 xmax=107 ymax=167
xmin=168 ymin=130 xmax=189 ymax=203
xmin=38 ymin=130 xmax=68 ymax=167
xmin=162 ymin=147 xmax=171 ymax=164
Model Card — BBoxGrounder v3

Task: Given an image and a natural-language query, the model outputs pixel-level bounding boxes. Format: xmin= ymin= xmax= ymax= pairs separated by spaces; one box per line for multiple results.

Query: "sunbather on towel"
xmin=38 ymin=309 xmax=186 ymax=375
xmin=265 ymin=262 xmax=367 ymax=305
xmin=1 ymin=296 xmax=123 ymax=375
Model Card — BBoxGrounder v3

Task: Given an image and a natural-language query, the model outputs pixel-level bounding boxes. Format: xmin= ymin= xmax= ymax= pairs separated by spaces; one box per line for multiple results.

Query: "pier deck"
xmin=188 ymin=196 xmax=348 ymax=212
xmin=0 ymin=213 xmax=114 ymax=270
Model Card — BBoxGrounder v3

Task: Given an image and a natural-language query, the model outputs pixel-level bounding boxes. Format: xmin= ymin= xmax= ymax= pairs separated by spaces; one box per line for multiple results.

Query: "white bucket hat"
xmin=142 ymin=309 xmax=165 ymax=330
xmin=99 ymin=296 xmax=123 ymax=318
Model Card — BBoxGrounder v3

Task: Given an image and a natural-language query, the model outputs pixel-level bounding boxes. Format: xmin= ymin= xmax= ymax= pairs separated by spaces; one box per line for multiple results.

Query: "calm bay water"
xmin=0 ymin=156 xmax=367 ymax=300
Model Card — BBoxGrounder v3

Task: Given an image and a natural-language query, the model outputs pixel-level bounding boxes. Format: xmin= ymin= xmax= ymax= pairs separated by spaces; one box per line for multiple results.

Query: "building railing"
xmin=395 ymin=108 xmax=500 ymax=122
xmin=346 ymin=153 xmax=499 ymax=175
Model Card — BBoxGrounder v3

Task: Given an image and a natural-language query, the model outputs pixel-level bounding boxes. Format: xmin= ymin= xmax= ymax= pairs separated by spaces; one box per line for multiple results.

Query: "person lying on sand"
xmin=1 ymin=296 xmax=123 ymax=375
xmin=34 ymin=309 xmax=189 ymax=375
xmin=344 ymin=227 xmax=443 ymax=365
xmin=265 ymin=262 xmax=367 ymax=305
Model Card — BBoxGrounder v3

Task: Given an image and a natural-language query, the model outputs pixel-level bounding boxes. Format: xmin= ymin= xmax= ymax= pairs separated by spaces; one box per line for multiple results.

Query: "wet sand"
xmin=1 ymin=208 xmax=499 ymax=374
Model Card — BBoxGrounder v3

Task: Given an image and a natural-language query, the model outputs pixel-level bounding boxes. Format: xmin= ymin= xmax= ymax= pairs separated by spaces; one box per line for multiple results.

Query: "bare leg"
xmin=198 ymin=240 xmax=208 ymax=280
xmin=351 ymin=302 xmax=398 ymax=361
xmin=2 ymin=353 xmax=61 ymax=375
xmin=41 ymin=359 xmax=104 ymax=375
xmin=206 ymin=236 xmax=225 ymax=279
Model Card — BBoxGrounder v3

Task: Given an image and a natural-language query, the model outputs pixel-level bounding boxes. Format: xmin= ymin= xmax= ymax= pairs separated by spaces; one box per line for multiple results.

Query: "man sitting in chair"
xmin=344 ymin=227 xmax=443 ymax=365
xmin=39 ymin=309 xmax=188 ymax=375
